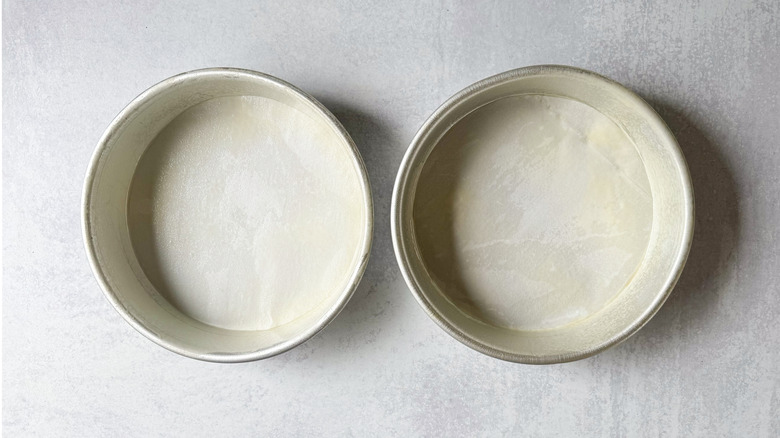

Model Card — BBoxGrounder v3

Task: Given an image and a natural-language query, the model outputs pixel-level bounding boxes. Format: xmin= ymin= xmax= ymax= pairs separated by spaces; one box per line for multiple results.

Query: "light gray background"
xmin=3 ymin=1 xmax=779 ymax=436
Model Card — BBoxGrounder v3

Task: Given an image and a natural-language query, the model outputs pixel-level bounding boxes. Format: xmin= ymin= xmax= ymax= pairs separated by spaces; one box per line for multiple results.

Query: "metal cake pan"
xmin=392 ymin=65 xmax=694 ymax=363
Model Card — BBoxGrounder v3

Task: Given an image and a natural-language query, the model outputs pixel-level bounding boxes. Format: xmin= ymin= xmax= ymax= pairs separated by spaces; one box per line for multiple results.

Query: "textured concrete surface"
xmin=3 ymin=1 xmax=779 ymax=436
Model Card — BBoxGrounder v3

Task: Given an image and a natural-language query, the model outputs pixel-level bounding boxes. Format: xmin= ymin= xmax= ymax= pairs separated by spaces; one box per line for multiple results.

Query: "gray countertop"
xmin=3 ymin=1 xmax=779 ymax=436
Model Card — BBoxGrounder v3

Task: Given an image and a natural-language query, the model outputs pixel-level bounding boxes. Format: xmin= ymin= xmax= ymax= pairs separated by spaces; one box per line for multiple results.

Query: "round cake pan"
xmin=392 ymin=65 xmax=694 ymax=363
xmin=83 ymin=68 xmax=373 ymax=362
